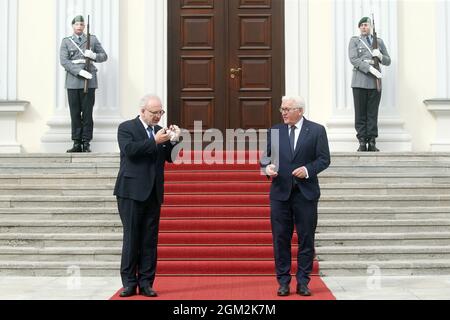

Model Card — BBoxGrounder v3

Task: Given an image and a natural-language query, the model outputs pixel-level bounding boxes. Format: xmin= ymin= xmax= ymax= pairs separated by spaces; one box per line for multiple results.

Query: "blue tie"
xmin=366 ymin=36 xmax=372 ymax=47
xmin=289 ymin=125 xmax=296 ymax=154
xmin=147 ymin=126 xmax=154 ymax=140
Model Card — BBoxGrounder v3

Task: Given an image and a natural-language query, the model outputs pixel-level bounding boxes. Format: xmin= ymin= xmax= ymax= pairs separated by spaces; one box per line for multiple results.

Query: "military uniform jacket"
xmin=60 ymin=34 xmax=108 ymax=89
xmin=348 ymin=35 xmax=391 ymax=89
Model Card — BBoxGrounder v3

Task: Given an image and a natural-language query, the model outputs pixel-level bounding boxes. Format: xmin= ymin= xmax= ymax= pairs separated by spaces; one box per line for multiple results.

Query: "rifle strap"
xmin=359 ymin=37 xmax=373 ymax=54
xmin=69 ymin=38 xmax=86 ymax=56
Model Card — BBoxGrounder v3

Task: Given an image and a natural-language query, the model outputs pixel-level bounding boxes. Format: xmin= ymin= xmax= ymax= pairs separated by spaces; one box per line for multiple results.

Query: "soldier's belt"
xmin=72 ymin=59 xmax=87 ymax=64
xmin=364 ymin=59 xmax=375 ymax=65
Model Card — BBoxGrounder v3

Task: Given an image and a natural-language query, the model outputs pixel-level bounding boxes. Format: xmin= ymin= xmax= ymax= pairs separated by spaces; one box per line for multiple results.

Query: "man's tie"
xmin=366 ymin=36 xmax=372 ymax=47
xmin=289 ymin=125 xmax=296 ymax=154
xmin=147 ymin=126 xmax=154 ymax=141
xmin=78 ymin=36 xmax=82 ymax=43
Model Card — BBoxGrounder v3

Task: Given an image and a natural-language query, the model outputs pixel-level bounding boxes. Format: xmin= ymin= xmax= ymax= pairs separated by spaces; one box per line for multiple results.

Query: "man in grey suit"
xmin=349 ymin=16 xmax=391 ymax=152
xmin=60 ymin=15 xmax=108 ymax=153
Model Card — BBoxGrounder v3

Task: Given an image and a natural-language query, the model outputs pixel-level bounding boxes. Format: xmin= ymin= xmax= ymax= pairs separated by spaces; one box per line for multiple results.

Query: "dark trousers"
xmin=270 ymin=188 xmax=318 ymax=286
xmin=67 ymin=89 xmax=95 ymax=142
xmin=352 ymin=88 xmax=381 ymax=141
xmin=117 ymin=190 xmax=161 ymax=289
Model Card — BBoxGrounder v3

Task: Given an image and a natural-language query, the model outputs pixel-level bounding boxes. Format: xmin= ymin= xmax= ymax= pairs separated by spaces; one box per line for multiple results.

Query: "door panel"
xmin=168 ymin=0 xmax=284 ymax=133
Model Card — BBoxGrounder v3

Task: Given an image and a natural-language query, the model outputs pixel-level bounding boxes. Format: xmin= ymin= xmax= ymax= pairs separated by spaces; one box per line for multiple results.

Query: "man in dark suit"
xmin=114 ymin=94 xmax=180 ymax=298
xmin=261 ymin=96 xmax=330 ymax=296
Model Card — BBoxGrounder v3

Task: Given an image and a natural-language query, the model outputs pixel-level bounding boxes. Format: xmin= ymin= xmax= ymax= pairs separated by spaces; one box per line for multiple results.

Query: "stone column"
xmin=327 ymin=0 xmax=412 ymax=152
xmin=0 ymin=0 xmax=29 ymax=153
xmin=144 ymin=0 xmax=168 ymax=127
xmin=284 ymin=0 xmax=310 ymax=115
xmin=41 ymin=0 xmax=123 ymax=152
xmin=423 ymin=2 xmax=450 ymax=152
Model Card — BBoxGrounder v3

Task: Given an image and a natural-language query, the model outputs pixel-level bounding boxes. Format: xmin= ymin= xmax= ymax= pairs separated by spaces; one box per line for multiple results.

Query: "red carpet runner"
xmin=111 ymin=152 xmax=335 ymax=300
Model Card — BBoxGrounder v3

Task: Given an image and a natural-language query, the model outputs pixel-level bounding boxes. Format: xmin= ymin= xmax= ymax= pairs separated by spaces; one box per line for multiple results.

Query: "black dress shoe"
xmin=357 ymin=139 xmax=367 ymax=152
xmin=67 ymin=141 xmax=82 ymax=153
xmin=277 ymin=285 xmax=290 ymax=296
xmin=82 ymin=141 xmax=91 ymax=153
xmin=367 ymin=138 xmax=380 ymax=152
xmin=140 ymin=286 xmax=158 ymax=297
xmin=296 ymin=284 xmax=311 ymax=296
xmin=119 ymin=286 xmax=137 ymax=298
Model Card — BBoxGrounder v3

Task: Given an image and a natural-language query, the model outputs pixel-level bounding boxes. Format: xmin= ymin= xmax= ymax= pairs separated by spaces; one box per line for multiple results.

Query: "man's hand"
xmin=84 ymin=49 xmax=97 ymax=60
xmin=79 ymin=70 xmax=93 ymax=80
xmin=369 ymin=66 xmax=382 ymax=79
xmin=292 ymin=166 xmax=308 ymax=179
xmin=167 ymin=125 xmax=181 ymax=142
xmin=372 ymin=49 xmax=383 ymax=60
xmin=265 ymin=164 xmax=278 ymax=178
xmin=154 ymin=127 xmax=171 ymax=145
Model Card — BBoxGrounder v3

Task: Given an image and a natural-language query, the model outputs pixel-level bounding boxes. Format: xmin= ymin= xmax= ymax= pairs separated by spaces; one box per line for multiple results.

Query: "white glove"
xmin=372 ymin=49 xmax=383 ymax=61
xmin=79 ymin=70 xmax=93 ymax=80
xmin=369 ymin=66 xmax=382 ymax=79
xmin=265 ymin=164 xmax=278 ymax=177
xmin=84 ymin=49 xmax=97 ymax=60
xmin=167 ymin=125 xmax=181 ymax=142
xmin=72 ymin=59 xmax=86 ymax=64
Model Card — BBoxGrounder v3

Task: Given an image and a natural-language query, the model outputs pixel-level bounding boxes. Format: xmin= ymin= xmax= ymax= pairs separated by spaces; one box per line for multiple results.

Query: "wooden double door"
xmin=168 ymin=0 xmax=285 ymax=133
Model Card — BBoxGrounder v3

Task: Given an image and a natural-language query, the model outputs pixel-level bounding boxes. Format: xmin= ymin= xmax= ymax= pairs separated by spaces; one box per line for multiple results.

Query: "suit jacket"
xmin=260 ymin=118 xmax=331 ymax=202
xmin=60 ymin=34 xmax=108 ymax=89
xmin=349 ymin=35 xmax=391 ymax=89
xmin=113 ymin=117 xmax=174 ymax=204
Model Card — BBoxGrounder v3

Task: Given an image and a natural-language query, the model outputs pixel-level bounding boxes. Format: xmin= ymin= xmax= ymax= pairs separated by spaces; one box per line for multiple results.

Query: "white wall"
xmin=16 ymin=0 xmax=55 ymax=153
xmin=397 ymin=0 xmax=437 ymax=151
xmin=9 ymin=0 xmax=443 ymax=152
xmin=119 ymin=0 xmax=146 ymax=120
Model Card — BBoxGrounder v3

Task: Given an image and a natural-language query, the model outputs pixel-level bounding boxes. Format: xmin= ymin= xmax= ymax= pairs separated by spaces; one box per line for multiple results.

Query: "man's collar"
xmin=289 ymin=117 xmax=304 ymax=129
xmin=139 ymin=116 xmax=149 ymax=130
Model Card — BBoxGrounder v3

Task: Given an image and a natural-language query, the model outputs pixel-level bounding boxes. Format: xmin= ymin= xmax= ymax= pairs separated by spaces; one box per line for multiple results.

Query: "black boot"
xmin=367 ymin=138 xmax=380 ymax=152
xmin=82 ymin=141 xmax=92 ymax=153
xmin=67 ymin=140 xmax=82 ymax=153
xmin=357 ymin=138 xmax=367 ymax=152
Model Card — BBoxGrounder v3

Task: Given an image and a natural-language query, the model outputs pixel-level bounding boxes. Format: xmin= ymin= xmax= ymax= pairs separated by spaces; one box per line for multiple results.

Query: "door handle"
xmin=230 ymin=68 xmax=242 ymax=79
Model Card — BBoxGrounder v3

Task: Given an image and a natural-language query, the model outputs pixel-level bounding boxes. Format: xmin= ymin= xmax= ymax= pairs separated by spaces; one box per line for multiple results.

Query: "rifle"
xmin=372 ymin=14 xmax=382 ymax=92
xmin=84 ymin=15 xmax=91 ymax=94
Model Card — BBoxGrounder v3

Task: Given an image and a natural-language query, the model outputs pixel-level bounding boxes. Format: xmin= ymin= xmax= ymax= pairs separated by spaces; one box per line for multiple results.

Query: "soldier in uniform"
xmin=60 ymin=15 xmax=108 ymax=153
xmin=349 ymin=16 xmax=391 ymax=152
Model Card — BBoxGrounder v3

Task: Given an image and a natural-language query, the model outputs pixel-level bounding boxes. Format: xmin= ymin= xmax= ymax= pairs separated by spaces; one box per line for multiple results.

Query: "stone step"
xmin=0 ymin=207 xmax=449 ymax=221
xmin=317 ymin=232 xmax=450 ymax=247
xmin=0 ymin=154 xmax=120 ymax=164
xmin=1 ymin=173 xmax=449 ymax=185
xmin=0 ymin=152 xmax=449 ymax=163
xmin=0 ymin=219 xmax=449 ymax=233
xmin=1 ymin=194 xmax=449 ymax=208
xmin=0 ymin=246 xmax=449 ymax=263
xmin=0 ymin=163 xmax=449 ymax=175
xmin=2 ymin=232 xmax=450 ymax=248
xmin=0 ymin=183 xmax=449 ymax=197
xmin=316 ymin=246 xmax=450 ymax=261
xmin=0 ymin=259 xmax=449 ymax=276
xmin=318 ymin=259 xmax=450 ymax=276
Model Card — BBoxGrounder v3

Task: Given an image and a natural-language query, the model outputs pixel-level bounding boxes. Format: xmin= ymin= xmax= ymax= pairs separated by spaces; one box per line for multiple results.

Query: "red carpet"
xmin=111 ymin=153 xmax=335 ymax=299
xmin=110 ymin=276 xmax=335 ymax=300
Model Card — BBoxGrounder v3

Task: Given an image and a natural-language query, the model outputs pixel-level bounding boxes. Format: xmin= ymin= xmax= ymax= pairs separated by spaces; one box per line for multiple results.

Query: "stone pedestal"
xmin=0 ymin=101 xmax=29 ymax=153
xmin=424 ymin=99 xmax=450 ymax=152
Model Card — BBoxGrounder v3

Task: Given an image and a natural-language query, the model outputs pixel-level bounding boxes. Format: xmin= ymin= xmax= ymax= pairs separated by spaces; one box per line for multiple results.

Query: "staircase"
xmin=0 ymin=153 xmax=449 ymax=276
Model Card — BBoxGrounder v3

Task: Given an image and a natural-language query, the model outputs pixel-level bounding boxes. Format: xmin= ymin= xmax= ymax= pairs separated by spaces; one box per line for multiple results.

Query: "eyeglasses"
xmin=279 ymin=107 xmax=300 ymax=114
xmin=146 ymin=109 xmax=166 ymax=116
